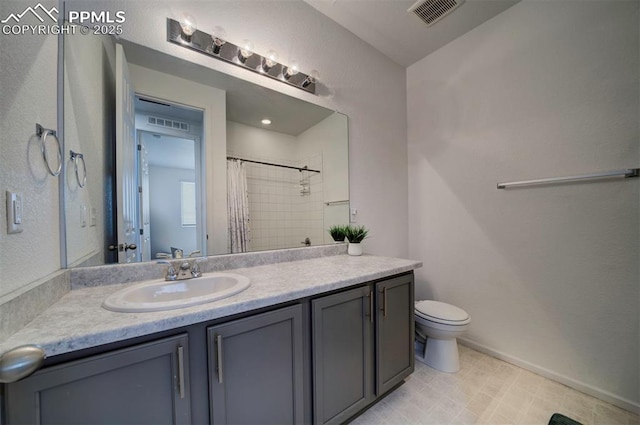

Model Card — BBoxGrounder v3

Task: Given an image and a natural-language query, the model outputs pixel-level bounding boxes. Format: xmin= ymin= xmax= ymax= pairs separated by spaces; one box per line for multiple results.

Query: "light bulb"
xmin=261 ymin=119 xmax=271 ymax=125
xmin=211 ymin=26 xmax=227 ymax=54
xmin=302 ymin=70 xmax=320 ymax=88
xmin=265 ymin=50 xmax=278 ymax=67
xmin=237 ymin=39 xmax=254 ymax=63
xmin=260 ymin=49 xmax=279 ymax=72
xmin=283 ymin=60 xmax=299 ymax=80
xmin=179 ymin=14 xmax=197 ymax=41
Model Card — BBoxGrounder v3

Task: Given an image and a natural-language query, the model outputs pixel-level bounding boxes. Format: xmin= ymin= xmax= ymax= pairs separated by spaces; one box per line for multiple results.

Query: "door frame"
xmin=133 ymin=94 xmax=207 ymax=258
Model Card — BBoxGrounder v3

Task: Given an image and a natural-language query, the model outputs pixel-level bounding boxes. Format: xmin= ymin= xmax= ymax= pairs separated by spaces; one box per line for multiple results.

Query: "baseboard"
xmin=458 ymin=337 xmax=640 ymax=415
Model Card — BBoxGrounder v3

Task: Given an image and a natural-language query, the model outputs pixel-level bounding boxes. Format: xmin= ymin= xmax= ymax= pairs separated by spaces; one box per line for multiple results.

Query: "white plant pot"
xmin=348 ymin=243 xmax=363 ymax=256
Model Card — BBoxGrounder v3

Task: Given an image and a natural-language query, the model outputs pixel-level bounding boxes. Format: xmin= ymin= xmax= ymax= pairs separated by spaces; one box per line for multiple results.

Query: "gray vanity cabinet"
xmin=375 ymin=274 xmax=415 ymax=395
xmin=312 ymin=285 xmax=375 ymax=425
xmin=207 ymin=304 xmax=305 ymax=425
xmin=4 ymin=334 xmax=191 ymax=425
xmin=312 ymin=274 xmax=414 ymax=425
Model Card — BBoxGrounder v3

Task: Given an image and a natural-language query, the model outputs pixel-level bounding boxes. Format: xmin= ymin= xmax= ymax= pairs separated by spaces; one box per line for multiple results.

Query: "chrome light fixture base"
xmin=167 ymin=18 xmax=317 ymax=95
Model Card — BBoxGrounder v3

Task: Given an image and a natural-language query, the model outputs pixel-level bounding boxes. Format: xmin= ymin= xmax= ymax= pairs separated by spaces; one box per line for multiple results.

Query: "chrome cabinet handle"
xmin=177 ymin=345 xmax=185 ymax=399
xmin=0 ymin=345 xmax=46 ymax=383
xmin=380 ymin=287 xmax=388 ymax=318
xmin=367 ymin=292 xmax=374 ymax=323
xmin=216 ymin=335 xmax=224 ymax=384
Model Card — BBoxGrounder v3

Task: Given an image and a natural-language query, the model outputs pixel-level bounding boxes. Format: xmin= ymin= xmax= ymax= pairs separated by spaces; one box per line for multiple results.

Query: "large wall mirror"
xmin=63 ymin=31 xmax=349 ymax=267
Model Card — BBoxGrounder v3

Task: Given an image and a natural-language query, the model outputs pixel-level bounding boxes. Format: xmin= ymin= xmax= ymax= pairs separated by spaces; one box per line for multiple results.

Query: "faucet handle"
xmin=191 ymin=259 xmax=202 ymax=278
xmin=157 ymin=260 xmax=177 ymax=281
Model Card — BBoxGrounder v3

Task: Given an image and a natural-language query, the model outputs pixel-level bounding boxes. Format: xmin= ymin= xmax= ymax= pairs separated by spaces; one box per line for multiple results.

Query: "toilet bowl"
xmin=415 ymin=300 xmax=470 ymax=373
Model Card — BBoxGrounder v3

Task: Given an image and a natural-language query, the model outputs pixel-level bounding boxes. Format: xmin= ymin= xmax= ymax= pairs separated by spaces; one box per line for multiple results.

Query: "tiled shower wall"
xmin=245 ymin=154 xmax=324 ymax=252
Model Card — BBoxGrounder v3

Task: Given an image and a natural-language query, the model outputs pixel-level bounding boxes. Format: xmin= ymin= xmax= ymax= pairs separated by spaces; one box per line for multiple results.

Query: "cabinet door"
xmin=207 ymin=304 xmax=304 ymax=425
xmin=5 ymin=334 xmax=191 ymax=425
xmin=376 ymin=274 xmax=415 ymax=395
xmin=312 ymin=286 xmax=374 ymax=425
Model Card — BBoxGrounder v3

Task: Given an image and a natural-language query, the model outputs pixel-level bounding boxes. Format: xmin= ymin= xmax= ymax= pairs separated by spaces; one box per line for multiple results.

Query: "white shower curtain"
xmin=227 ymin=160 xmax=251 ymax=253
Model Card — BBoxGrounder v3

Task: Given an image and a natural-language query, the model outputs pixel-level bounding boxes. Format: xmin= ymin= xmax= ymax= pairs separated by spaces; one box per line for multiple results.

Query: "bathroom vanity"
xmin=0 ymin=252 xmax=420 ymax=424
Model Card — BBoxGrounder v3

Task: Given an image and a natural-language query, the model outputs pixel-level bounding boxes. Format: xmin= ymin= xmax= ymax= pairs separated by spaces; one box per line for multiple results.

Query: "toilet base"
xmin=415 ymin=337 xmax=461 ymax=373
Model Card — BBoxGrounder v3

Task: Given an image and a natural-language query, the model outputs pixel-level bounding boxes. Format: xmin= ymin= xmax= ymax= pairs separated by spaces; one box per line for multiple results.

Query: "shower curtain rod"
xmin=227 ymin=156 xmax=321 ymax=173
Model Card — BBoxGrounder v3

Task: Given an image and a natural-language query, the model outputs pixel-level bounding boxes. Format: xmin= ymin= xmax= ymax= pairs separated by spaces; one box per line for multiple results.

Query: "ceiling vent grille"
xmin=147 ymin=116 xmax=190 ymax=132
xmin=408 ymin=0 xmax=465 ymax=27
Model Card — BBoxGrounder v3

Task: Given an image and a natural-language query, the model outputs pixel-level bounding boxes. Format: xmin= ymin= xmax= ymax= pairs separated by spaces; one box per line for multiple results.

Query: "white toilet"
xmin=414 ymin=300 xmax=471 ymax=373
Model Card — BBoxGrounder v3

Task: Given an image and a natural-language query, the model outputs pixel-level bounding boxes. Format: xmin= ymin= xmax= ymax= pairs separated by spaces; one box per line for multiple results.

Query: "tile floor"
xmin=353 ymin=345 xmax=639 ymax=425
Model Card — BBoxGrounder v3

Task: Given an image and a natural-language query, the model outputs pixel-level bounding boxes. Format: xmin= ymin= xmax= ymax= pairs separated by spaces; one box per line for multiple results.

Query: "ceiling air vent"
xmin=147 ymin=116 xmax=190 ymax=132
xmin=408 ymin=0 xmax=465 ymax=27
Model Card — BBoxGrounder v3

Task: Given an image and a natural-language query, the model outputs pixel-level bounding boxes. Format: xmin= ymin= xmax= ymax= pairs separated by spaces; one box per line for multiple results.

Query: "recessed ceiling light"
xmin=261 ymin=119 xmax=272 ymax=125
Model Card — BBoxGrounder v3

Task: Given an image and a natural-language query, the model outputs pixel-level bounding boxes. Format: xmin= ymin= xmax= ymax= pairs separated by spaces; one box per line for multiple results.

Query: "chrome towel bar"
xmin=497 ymin=168 xmax=639 ymax=189
xmin=36 ymin=123 xmax=61 ymax=177
xmin=325 ymin=200 xmax=349 ymax=206
xmin=69 ymin=150 xmax=87 ymax=188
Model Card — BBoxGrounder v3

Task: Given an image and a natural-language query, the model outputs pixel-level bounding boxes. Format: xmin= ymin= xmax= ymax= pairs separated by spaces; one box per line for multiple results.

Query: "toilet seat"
xmin=415 ymin=300 xmax=470 ymax=326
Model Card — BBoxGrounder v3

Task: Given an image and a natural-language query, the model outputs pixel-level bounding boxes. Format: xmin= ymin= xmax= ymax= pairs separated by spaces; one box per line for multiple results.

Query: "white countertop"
xmin=0 ymin=254 xmax=421 ymax=357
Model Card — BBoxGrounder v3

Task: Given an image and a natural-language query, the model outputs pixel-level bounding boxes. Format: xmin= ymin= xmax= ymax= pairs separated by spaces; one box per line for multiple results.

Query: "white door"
xmin=115 ymin=43 xmax=139 ymax=263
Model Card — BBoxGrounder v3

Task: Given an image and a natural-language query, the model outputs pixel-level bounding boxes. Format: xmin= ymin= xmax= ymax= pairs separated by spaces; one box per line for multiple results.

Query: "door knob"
xmin=107 ymin=243 xmax=137 ymax=252
xmin=0 ymin=345 xmax=45 ymax=383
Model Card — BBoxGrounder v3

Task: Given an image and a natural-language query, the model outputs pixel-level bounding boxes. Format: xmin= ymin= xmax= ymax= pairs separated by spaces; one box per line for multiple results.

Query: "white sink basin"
xmin=102 ymin=273 xmax=251 ymax=313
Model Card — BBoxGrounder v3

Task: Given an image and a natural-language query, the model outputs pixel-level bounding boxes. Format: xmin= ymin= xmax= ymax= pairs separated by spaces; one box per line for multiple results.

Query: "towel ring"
xmin=69 ymin=151 xmax=87 ymax=188
xmin=36 ymin=124 xmax=61 ymax=177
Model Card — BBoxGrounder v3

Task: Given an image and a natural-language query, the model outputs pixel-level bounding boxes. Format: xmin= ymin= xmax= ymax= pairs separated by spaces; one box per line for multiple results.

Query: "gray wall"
xmin=407 ymin=0 xmax=639 ymax=409
xmin=148 ymin=166 xmax=197 ymax=258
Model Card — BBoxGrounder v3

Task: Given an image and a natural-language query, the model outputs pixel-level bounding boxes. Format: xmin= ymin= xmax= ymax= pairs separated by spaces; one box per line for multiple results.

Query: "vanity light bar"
xmin=166 ymin=18 xmax=317 ymax=94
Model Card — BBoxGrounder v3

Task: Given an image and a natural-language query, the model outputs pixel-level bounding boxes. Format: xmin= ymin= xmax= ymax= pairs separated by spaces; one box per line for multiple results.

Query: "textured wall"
xmin=407 ymin=0 xmax=639 ymax=409
xmin=0 ymin=0 xmax=61 ymax=299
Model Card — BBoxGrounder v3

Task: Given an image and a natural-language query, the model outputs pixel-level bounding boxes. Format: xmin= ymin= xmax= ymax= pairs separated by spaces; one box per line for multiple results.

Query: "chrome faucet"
xmin=158 ymin=260 xmax=177 ymax=281
xmin=176 ymin=259 xmax=203 ymax=280
xmin=191 ymin=260 xmax=202 ymax=278
xmin=159 ymin=258 xmax=202 ymax=281
xmin=177 ymin=261 xmax=193 ymax=280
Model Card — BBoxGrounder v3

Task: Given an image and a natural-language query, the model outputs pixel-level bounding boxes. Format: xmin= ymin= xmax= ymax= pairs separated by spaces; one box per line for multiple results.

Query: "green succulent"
xmin=328 ymin=225 xmax=348 ymax=242
xmin=344 ymin=225 xmax=369 ymax=244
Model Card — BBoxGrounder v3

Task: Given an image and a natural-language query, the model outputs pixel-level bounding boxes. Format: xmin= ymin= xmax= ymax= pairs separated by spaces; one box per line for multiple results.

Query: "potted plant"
xmin=328 ymin=225 xmax=348 ymax=243
xmin=344 ymin=225 xmax=369 ymax=256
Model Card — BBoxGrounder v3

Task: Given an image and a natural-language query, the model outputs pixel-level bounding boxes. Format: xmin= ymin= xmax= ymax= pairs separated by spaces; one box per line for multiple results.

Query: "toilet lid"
xmin=415 ymin=300 xmax=470 ymax=324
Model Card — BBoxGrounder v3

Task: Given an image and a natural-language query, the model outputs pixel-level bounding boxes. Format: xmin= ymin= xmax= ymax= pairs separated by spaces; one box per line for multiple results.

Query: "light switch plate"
xmin=80 ymin=204 xmax=87 ymax=228
xmin=6 ymin=191 xmax=24 ymax=234
xmin=350 ymin=208 xmax=357 ymax=223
